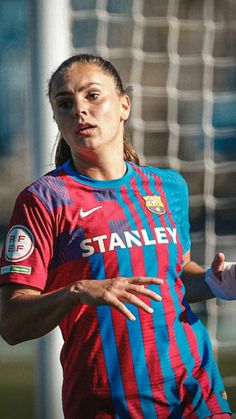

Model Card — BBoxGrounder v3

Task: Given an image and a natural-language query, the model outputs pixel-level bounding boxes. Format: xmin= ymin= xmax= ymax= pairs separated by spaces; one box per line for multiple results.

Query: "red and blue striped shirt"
xmin=0 ymin=161 xmax=231 ymax=418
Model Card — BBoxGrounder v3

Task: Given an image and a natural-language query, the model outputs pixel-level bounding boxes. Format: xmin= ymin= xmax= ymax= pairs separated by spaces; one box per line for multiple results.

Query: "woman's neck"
xmin=71 ymin=151 xmax=127 ymax=180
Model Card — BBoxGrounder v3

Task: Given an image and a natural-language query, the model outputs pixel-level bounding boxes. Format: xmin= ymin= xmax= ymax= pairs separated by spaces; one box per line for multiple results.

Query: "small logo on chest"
xmin=80 ymin=206 xmax=103 ymax=218
xmin=143 ymin=195 xmax=166 ymax=215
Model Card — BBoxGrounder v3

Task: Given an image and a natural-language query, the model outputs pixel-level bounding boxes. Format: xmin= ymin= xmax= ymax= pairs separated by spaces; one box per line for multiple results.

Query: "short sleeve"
xmin=177 ymin=174 xmax=191 ymax=254
xmin=0 ymin=190 xmax=54 ymax=290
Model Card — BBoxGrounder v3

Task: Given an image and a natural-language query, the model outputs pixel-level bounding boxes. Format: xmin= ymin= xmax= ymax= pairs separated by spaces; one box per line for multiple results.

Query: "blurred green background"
xmin=0 ymin=339 xmax=36 ymax=419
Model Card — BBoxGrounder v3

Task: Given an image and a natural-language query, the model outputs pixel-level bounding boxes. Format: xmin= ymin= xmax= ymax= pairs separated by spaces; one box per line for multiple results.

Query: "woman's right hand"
xmin=0 ymin=276 xmax=163 ymax=344
xmin=70 ymin=276 xmax=163 ymax=321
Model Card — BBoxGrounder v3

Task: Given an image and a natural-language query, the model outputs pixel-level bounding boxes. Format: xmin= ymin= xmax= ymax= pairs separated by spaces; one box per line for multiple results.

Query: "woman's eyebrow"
xmin=55 ymin=82 xmax=102 ymax=98
xmin=55 ymin=91 xmax=71 ymax=98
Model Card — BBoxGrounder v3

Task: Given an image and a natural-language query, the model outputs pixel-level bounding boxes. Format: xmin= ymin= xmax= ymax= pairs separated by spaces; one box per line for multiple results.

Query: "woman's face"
xmin=50 ymin=63 xmax=131 ymax=160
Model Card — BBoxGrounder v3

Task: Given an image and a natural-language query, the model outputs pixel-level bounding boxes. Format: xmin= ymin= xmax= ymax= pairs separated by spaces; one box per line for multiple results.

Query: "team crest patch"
xmin=5 ymin=225 xmax=35 ymax=262
xmin=143 ymin=195 xmax=166 ymax=215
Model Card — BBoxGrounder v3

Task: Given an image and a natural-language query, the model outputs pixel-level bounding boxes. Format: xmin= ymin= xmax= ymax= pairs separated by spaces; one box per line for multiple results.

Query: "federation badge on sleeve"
xmin=143 ymin=195 xmax=166 ymax=215
xmin=5 ymin=225 xmax=35 ymax=262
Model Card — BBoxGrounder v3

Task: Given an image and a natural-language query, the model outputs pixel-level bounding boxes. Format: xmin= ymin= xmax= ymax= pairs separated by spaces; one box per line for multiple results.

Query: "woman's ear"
xmin=120 ymin=95 xmax=131 ymax=121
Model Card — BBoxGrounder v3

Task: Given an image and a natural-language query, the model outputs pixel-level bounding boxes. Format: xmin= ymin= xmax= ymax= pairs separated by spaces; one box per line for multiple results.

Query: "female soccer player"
xmin=0 ymin=54 xmax=233 ymax=418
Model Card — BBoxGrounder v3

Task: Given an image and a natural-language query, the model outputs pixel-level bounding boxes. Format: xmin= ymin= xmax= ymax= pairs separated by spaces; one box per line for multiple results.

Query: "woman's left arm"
xmin=181 ymin=250 xmax=214 ymax=303
xmin=181 ymin=250 xmax=236 ymax=303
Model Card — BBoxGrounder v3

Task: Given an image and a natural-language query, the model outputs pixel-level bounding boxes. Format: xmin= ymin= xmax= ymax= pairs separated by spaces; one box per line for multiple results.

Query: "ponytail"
xmin=123 ymin=137 xmax=140 ymax=165
xmin=55 ymin=135 xmax=72 ymax=168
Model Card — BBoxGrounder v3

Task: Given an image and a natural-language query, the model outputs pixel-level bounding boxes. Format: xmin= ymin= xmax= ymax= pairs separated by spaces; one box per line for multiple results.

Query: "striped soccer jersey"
xmin=0 ymin=161 xmax=231 ymax=418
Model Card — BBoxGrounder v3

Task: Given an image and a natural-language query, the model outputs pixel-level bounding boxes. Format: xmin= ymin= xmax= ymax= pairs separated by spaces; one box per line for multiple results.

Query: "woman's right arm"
xmin=0 ymin=276 xmax=163 ymax=345
xmin=0 ymin=284 xmax=75 ymax=344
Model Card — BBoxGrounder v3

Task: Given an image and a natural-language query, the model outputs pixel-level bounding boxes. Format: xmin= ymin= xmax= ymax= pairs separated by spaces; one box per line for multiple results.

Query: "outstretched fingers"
xmin=128 ymin=276 xmax=164 ymax=286
xmin=104 ymin=276 xmax=163 ymax=321
xmin=120 ymin=290 xmax=154 ymax=313
xmin=108 ymin=298 xmax=137 ymax=321
xmin=127 ymin=283 xmax=162 ymax=302
xmin=105 ymin=292 xmax=153 ymax=321
xmin=74 ymin=276 xmax=163 ymax=321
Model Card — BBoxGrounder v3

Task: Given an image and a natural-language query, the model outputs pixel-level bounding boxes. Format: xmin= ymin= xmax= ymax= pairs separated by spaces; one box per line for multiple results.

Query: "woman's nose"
xmin=73 ymin=98 xmax=87 ymax=118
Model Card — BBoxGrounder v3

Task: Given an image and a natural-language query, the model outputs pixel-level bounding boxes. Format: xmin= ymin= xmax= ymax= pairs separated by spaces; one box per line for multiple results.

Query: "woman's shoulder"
xmin=16 ymin=164 xmax=70 ymax=211
xmin=131 ymin=162 xmax=188 ymax=187
xmin=27 ymin=165 xmax=66 ymax=192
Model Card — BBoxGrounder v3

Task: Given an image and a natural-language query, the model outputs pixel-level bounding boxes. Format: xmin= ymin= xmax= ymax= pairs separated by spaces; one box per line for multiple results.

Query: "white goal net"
xmin=68 ymin=0 xmax=236 ymax=410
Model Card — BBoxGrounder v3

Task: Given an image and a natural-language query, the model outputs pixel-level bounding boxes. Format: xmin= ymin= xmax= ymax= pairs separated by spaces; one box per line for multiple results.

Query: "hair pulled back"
xmin=48 ymin=54 xmax=139 ymax=167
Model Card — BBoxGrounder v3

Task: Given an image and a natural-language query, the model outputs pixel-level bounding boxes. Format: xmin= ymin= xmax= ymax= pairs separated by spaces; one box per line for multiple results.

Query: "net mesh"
xmin=69 ymin=0 xmax=236 ymax=408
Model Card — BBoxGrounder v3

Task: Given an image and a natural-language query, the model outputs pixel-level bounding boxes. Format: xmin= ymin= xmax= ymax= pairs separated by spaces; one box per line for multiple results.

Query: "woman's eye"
xmin=58 ymin=100 xmax=73 ymax=109
xmin=87 ymin=92 xmax=100 ymax=100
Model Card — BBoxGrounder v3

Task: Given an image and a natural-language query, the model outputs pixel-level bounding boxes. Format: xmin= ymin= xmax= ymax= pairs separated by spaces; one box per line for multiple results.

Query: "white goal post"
xmin=30 ymin=1 xmax=70 ymax=418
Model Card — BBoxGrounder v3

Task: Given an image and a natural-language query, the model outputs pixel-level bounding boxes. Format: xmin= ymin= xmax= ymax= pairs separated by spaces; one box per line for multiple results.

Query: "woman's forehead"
xmin=51 ymin=62 xmax=114 ymax=93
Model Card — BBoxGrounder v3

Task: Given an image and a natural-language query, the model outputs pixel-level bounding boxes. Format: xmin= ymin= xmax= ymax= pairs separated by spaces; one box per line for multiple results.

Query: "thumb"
xmin=211 ymin=252 xmax=225 ymax=278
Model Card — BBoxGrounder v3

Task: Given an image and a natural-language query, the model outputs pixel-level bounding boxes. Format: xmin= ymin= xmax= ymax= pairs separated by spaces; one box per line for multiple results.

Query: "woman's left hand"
xmin=206 ymin=252 xmax=236 ymax=300
xmin=210 ymin=252 xmax=226 ymax=279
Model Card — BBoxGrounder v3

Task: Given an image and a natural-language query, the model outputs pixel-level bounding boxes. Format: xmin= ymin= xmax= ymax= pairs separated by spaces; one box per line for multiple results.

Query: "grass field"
xmin=0 ymin=358 xmax=35 ymax=419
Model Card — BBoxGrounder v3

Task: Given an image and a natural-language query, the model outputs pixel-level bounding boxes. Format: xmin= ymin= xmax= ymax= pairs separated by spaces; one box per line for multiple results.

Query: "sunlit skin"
xmin=50 ymin=63 xmax=131 ymax=180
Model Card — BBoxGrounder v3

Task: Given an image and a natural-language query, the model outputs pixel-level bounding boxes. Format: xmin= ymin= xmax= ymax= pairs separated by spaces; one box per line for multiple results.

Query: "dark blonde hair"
xmin=48 ymin=54 xmax=139 ymax=167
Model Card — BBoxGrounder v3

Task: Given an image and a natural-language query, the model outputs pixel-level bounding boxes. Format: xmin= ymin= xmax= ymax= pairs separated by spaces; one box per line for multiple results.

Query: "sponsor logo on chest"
xmin=80 ymin=227 xmax=177 ymax=257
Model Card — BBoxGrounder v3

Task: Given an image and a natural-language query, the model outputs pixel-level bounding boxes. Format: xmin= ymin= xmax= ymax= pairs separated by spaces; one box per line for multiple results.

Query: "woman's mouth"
xmin=75 ymin=123 xmax=97 ymax=136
